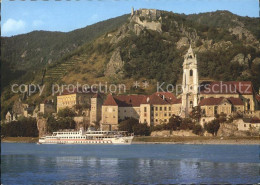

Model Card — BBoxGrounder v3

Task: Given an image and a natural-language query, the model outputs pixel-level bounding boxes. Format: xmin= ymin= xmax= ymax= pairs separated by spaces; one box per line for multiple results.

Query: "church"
xmin=180 ymin=45 xmax=260 ymax=123
xmin=98 ymin=45 xmax=260 ymax=130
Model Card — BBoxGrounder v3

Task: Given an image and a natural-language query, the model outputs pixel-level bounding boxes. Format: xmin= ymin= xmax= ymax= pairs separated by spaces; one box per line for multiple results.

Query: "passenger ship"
xmin=38 ymin=128 xmax=134 ymax=145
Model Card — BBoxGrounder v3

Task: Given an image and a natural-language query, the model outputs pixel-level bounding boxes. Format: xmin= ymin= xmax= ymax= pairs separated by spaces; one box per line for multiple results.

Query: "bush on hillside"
xmin=204 ymin=119 xmax=220 ymax=136
xmin=1 ymin=117 xmax=38 ymax=137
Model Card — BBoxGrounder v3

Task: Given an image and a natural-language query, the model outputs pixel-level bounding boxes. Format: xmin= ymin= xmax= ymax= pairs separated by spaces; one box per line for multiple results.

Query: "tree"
xmin=190 ymin=106 xmax=202 ymax=123
xmin=118 ymin=118 xmax=139 ymax=133
xmin=192 ymin=124 xmax=203 ymax=135
xmin=133 ymin=123 xmax=151 ymax=136
xmin=204 ymin=119 xmax=220 ymax=136
xmin=180 ymin=118 xmax=194 ymax=130
xmin=215 ymin=112 xmax=227 ymax=123
xmin=57 ymin=107 xmax=76 ymax=118
xmin=168 ymin=115 xmax=182 ymax=130
xmin=151 ymin=123 xmax=168 ymax=131
xmin=1 ymin=117 xmax=38 ymax=137
xmin=47 ymin=115 xmax=76 ymax=133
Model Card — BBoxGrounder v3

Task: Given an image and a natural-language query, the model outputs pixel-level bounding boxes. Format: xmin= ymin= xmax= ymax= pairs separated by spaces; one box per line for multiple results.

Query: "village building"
xmin=180 ymin=46 xmax=260 ymax=121
xmin=56 ymin=87 xmax=96 ymax=112
xmin=101 ymin=92 xmax=182 ymax=130
xmin=39 ymin=100 xmax=55 ymax=115
xmin=236 ymin=117 xmax=260 ymax=131
xmin=11 ymin=99 xmax=35 ymax=119
xmin=90 ymin=93 xmax=103 ymax=125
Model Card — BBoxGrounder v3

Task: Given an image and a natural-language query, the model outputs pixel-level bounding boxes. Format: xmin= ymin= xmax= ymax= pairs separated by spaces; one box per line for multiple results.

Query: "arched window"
xmin=190 ymin=69 xmax=193 ymax=76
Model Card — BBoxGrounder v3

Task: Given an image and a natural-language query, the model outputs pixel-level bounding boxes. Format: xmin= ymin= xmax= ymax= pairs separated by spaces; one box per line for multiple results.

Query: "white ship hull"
xmin=39 ymin=128 xmax=134 ymax=145
xmin=39 ymin=136 xmax=134 ymax=145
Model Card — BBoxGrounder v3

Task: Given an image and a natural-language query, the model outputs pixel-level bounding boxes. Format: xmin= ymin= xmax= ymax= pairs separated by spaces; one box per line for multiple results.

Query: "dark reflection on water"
xmin=1 ymin=143 xmax=259 ymax=184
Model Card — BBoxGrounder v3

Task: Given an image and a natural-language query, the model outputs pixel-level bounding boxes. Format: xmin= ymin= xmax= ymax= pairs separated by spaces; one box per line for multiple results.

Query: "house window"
xmin=244 ymin=124 xmax=246 ymax=127
xmin=164 ymin=107 xmax=167 ymax=111
xmin=155 ymin=107 xmax=158 ymax=111
xmin=190 ymin=101 xmax=193 ymax=108
xmin=169 ymin=107 xmax=171 ymax=111
xmin=160 ymin=107 xmax=162 ymax=111
xmin=164 ymin=113 xmax=167 ymax=116
xmin=144 ymin=119 xmax=147 ymax=122
xmin=190 ymin=70 xmax=193 ymax=76
xmin=144 ymin=107 xmax=147 ymax=112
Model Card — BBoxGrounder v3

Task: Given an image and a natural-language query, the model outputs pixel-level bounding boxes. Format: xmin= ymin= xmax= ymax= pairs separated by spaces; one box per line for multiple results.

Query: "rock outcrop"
xmin=216 ymin=122 xmax=255 ymax=137
xmin=231 ymin=53 xmax=250 ymax=66
xmin=229 ymin=26 xmax=259 ymax=45
xmin=105 ymin=48 xmax=124 ymax=77
xmin=37 ymin=118 xmax=47 ymax=137
xmin=130 ymin=8 xmax=162 ymax=33
xmin=176 ymin=37 xmax=189 ymax=49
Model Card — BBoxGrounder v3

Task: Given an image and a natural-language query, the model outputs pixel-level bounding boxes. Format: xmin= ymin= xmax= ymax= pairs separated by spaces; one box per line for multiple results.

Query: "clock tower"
xmin=181 ymin=45 xmax=199 ymax=117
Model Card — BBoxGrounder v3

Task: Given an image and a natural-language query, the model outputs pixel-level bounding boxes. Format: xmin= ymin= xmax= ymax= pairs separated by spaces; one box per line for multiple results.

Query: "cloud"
xmin=33 ymin=20 xmax=44 ymax=27
xmin=2 ymin=18 xmax=26 ymax=36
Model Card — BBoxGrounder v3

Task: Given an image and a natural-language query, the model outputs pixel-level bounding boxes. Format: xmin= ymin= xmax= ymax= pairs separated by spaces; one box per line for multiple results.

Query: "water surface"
xmin=1 ymin=143 xmax=259 ymax=184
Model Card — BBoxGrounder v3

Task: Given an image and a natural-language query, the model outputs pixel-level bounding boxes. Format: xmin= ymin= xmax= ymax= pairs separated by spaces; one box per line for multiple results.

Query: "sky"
xmin=1 ymin=0 xmax=259 ymax=37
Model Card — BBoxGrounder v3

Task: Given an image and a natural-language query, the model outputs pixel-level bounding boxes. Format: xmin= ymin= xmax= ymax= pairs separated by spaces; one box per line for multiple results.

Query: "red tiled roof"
xmin=154 ymin=92 xmax=177 ymax=102
xmin=104 ymin=93 xmax=180 ymax=107
xmin=250 ymin=117 xmax=260 ymax=123
xmin=103 ymin=94 xmax=118 ymax=106
xmin=115 ymin=95 xmax=147 ymax=107
xmin=174 ymin=98 xmax=182 ymax=104
xmin=199 ymin=97 xmax=224 ymax=106
xmin=200 ymin=81 xmax=253 ymax=95
xmin=141 ymin=92 xmax=180 ymax=105
xmin=199 ymin=97 xmax=244 ymax=106
xmin=147 ymin=94 xmax=169 ymax=105
xmin=228 ymin=97 xmax=244 ymax=105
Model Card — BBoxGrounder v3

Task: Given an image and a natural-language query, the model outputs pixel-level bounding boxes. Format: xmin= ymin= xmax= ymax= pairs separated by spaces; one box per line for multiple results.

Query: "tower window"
xmin=190 ymin=70 xmax=193 ymax=76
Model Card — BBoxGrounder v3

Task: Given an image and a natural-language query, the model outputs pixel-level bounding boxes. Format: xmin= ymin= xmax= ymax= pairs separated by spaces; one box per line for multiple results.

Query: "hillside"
xmin=1 ymin=14 xmax=129 ymax=88
xmin=1 ymin=9 xmax=260 ymax=119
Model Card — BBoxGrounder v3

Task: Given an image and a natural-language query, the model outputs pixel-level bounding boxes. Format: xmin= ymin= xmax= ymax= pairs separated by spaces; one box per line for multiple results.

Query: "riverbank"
xmin=1 ymin=137 xmax=39 ymax=143
xmin=1 ymin=136 xmax=259 ymax=145
xmin=133 ymin=136 xmax=260 ymax=145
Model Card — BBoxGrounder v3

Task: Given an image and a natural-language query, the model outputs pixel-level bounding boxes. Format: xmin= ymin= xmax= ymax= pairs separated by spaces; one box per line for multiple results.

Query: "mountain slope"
xmin=1 ymin=14 xmax=129 ymax=87
xmin=1 ymin=9 xmax=260 ymax=119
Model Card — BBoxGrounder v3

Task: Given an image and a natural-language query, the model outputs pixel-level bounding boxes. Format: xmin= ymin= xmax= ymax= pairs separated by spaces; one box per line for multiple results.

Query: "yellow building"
xmin=56 ymin=88 xmax=94 ymax=112
xmin=140 ymin=92 xmax=181 ymax=126
xmin=101 ymin=92 xmax=182 ymax=130
xmin=199 ymin=97 xmax=244 ymax=117
xmin=199 ymin=81 xmax=258 ymax=112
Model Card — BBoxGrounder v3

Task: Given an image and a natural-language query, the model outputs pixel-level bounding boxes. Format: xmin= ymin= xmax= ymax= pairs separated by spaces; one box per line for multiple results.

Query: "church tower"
xmin=181 ymin=45 xmax=199 ymax=117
